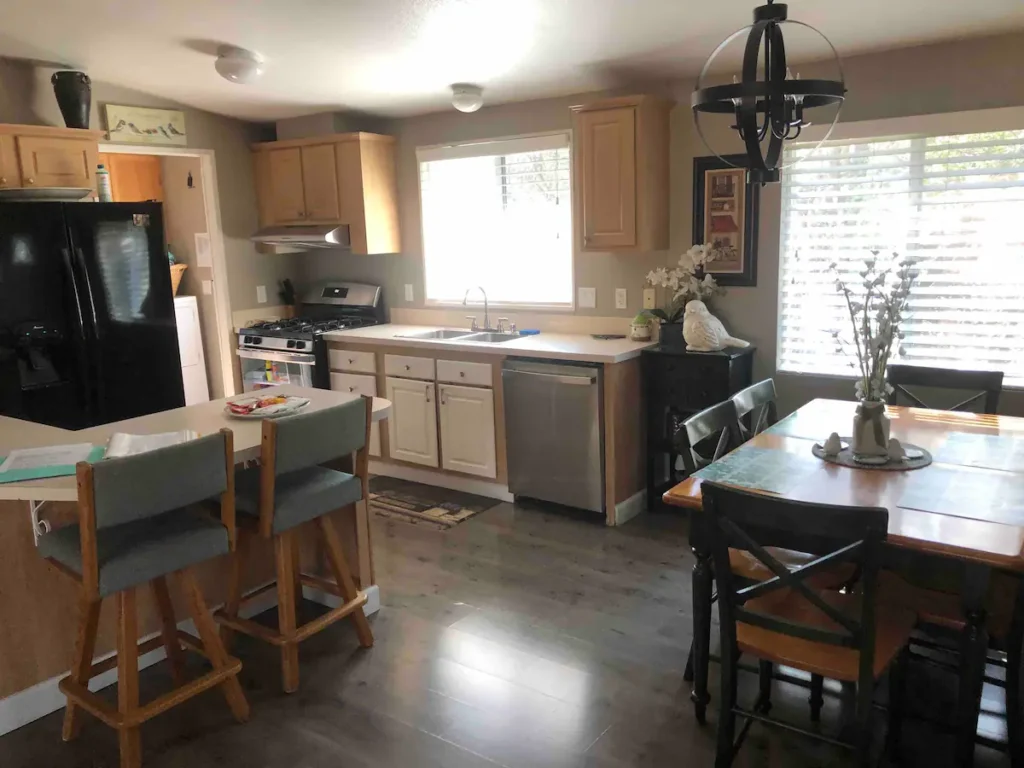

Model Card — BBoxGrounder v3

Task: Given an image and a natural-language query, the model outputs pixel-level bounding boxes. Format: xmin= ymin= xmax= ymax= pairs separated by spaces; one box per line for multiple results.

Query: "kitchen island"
xmin=0 ymin=387 xmax=390 ymax=735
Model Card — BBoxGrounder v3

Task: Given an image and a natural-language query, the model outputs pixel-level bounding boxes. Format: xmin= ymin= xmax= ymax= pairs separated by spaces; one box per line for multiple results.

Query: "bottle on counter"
xmin=96 ymin=164 xmax=113 ymax=202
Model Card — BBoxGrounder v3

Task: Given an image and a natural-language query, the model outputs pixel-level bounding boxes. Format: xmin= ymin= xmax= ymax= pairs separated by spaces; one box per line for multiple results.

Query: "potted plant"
xmin=830 ymin=251 xmax=918 ymax=460
xmin=630 ymin=310 xmax=654 ymax=341
xmin=646 ymin=244 xmax=724 ymax=347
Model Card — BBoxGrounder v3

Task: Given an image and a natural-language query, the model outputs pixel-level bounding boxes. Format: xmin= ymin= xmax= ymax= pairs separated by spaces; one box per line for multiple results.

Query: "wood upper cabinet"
xmin=0 ymin=124 xmax=103 ymax=193
xmin=252 ymin=132 xmax=400 ymax=255
xmin=572 ymin=95 xmax=672 ymax=252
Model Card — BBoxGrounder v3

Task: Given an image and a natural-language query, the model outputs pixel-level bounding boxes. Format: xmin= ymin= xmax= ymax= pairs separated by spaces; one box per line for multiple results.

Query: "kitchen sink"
xmin=458 ymin=332 xmax=520 ymax=343
xmin=395 ymin=329 xmax=473 ymax=340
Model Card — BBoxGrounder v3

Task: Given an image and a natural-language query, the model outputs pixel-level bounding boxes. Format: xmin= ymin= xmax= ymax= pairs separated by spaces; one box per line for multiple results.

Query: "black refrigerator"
xmin=0 ymin=202 xmax=185 ymax=430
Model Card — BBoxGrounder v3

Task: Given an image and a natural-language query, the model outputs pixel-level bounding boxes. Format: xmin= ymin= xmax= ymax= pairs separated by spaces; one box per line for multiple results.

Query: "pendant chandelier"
xmin=692 ymin=0 xmax=846 ymax=185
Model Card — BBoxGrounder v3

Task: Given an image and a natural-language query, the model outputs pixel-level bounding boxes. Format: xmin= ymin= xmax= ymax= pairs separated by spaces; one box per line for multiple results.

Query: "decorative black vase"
xmin=659 ymin=322 xmax=686 ymax=348
xmin=51 ymin=71 xmax=92 ymax=129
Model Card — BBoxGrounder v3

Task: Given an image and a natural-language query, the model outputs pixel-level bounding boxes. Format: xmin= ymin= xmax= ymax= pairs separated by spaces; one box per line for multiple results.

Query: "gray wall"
xmin=0 ymin=57 xmax=296 ymax=312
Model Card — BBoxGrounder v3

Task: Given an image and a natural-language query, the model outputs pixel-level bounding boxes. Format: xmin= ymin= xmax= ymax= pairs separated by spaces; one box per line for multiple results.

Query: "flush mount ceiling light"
xmin=215 ymin=45 xmax=265 ymax=85
xmin=692 ymin=0 xmax=846 ymax=185
xmin=451 ymin=84 xmax=484 ymax=113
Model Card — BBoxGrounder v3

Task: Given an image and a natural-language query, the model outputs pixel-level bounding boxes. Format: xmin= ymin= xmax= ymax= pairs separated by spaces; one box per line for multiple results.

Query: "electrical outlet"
xmin=404 ymin=283 xmax=414 ymax=302
xmin=643 ymin=288 xmax=657 ymax=310
xmin=201 ymin=280 xmax=213 ymax=296
xmin=578 ymin=287 xmax=596 ymax=309
xmin=256 ymin=285 xmax=267 ymax=304
xmin=615 ymin=288 xmax=628 ymax=310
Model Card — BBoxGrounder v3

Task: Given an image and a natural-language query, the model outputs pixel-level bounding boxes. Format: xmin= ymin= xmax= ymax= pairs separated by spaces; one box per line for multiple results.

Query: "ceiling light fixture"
xmin=451 ymin=84 xmax=484 ymax=113
xmin=215 ymin=45 xmax=265 ymax=85
xmin=692 ymin=0 xmax=846 ymax=185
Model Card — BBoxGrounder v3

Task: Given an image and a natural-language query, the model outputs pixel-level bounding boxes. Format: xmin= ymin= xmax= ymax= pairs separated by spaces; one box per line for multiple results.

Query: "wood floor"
xmin=0 ymin=500 xmax=1013 ymax=767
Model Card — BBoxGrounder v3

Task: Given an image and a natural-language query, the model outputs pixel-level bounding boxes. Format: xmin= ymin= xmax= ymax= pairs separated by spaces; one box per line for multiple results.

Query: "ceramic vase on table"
xmin=852 ymin=400 xmax=891 ymax=460
xmin=51 ymin=71 xmax=91 ymax=129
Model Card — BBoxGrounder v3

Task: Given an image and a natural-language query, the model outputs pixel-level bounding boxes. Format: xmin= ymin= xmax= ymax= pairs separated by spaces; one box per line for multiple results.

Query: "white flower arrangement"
xmin=646 ymin=244 xmax=725 ymax=322
xmin=830 ymin=251 xmax=919 ymax=402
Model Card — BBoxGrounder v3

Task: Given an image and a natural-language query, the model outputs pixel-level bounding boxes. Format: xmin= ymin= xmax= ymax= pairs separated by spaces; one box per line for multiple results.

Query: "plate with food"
xmin=224 ymin=394 xmax=311 ymax=419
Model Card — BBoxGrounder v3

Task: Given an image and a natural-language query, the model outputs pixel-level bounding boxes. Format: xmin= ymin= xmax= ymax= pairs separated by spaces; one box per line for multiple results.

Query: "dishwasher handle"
xmin=503 ymin=368 xmax=596 ymax=387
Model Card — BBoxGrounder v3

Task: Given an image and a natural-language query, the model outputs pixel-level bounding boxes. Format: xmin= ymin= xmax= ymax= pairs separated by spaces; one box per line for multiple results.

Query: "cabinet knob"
xmin=0 ymin=177 xmax=6 ymax=185
xmin=26 ymin=178 xmax=34 ymax=185
xmin=459 ymin=371 xmax=465 ymax=378
xmin=297 ymin=211 xmax=305 ymax=218
xmin=348 ymin=358 xmax=354 ymax=364
xmin=405 ymin=365 xmax=410 ymax=371
xmin=349 ymin=386 xmax=356 ymax=392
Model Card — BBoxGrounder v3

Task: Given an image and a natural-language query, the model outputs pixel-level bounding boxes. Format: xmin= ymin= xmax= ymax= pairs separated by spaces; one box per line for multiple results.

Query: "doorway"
xmin=98 ymin=144 xmax=236 ymax=399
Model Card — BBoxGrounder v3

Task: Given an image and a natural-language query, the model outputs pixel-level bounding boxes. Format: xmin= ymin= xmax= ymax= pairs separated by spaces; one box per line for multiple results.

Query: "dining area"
xmin=662 ymin=366 xmax=1024 ymax=767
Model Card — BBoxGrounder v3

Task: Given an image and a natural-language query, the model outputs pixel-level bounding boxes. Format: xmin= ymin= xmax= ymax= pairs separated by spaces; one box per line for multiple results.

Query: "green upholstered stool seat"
xmin=39 ymin=508 xmax=229 ymax=598
xmin=235 ymin=465 xmax=363 ymax=533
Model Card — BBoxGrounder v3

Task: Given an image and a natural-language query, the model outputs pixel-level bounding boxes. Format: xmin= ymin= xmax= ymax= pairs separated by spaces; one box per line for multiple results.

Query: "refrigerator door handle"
xmin=73 ymin=246 xmax=100 ymax=341
xmin=60 ymin=247 xmax=88 ymax=338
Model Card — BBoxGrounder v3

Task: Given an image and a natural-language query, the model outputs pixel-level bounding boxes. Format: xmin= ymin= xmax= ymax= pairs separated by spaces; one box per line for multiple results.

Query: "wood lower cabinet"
xmin=438 ymin=384 xmax=496 ymax=479
xmin=385 ymin=376 xmax=439 ymax=467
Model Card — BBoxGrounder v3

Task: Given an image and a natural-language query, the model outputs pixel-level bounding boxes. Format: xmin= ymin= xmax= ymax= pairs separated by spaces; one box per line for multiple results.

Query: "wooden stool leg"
xmin=62 ymin=594 xmax=102 ymax=742
xmin=291 ymin=526 xmax=304 ymax=608
xmin=151 ymin=576 xmax=187 ymax=686
xmin=318 ymin=512 xmax=374 ymax=648
xmin=180 ymin=569 xmax=250 ymax=722
xmin=117 ymin=588 xmax=142 ymax=768
xmin=275 ymin=531 xmax=300 ymax=693
xmin=220 ymin=533 xmax=249 ymax=651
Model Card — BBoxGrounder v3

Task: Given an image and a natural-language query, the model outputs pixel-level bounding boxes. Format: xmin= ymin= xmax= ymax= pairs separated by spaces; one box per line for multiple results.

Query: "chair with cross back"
xmin=886 ymin=363 xmax=1003 ymax=414
xmin=730 ymin=379 xmax=779 ymax=441
xmin=701 ymin=481 xmax=915 ymax=767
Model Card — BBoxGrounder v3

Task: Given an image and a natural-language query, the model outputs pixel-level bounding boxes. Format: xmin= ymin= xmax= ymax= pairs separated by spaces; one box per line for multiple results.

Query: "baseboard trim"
xmin=613 ymin=490 xmax=646 ymax=526
xmin=0 ymin=580 xmax=380 ymax=737
xmin=369 ymin=460 xmax=514 ymax=502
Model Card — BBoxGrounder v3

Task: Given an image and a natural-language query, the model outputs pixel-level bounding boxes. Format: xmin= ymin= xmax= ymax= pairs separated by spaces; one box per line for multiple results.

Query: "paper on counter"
xmin=0 ymin=443 xmax=96 ymax=473
xmin=106 ymin=430 xmax=199 ymax=459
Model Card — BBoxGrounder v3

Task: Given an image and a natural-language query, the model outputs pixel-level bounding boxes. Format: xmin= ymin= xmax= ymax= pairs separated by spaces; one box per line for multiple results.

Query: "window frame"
xmin=775 ymin=107 xmax=1024 ymax=389
xmin=415 ymin=130 xmax=576 ymax=311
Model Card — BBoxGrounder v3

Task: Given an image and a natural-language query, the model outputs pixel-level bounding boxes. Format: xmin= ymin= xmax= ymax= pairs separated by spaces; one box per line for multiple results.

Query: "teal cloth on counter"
xmin=0 ymin=446 xmax=106 ymax=484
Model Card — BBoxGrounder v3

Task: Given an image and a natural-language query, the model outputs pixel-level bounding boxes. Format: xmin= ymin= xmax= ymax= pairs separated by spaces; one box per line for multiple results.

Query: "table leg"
xmin=956 ymin=562 xmax=991 ymax=768
xmin=690 ymin=543 xmax=713 ymax=725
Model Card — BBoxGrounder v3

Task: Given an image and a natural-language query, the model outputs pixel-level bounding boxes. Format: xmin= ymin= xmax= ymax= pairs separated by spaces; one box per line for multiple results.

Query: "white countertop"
xmin=0 ymin=387 xmax=391 ymax=502
xmin=322 ymin=324 xmax=655 ymax=363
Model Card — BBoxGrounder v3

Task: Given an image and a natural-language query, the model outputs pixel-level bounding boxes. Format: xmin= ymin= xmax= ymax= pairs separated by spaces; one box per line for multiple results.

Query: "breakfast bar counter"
xmin=0 ymin=387 xmax=390 ymax=731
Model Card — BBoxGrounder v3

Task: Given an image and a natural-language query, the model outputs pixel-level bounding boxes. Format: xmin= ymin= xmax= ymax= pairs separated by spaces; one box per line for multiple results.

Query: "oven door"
xmin=237 ymin=348 xmax=316 ymax=392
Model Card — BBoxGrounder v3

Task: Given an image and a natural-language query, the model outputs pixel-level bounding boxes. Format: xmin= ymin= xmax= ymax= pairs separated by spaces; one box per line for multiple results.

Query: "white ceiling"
xmin=3 ymin=0 xmax=1024 ymax=122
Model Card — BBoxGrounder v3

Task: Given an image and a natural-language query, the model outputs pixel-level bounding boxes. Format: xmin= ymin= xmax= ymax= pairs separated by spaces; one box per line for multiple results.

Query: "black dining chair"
xmin=886 ymin=364 xmax=1004 ymax=414
xmin=731 ymin=379 xmax=779 ymax=441
xmin=701 ymin=481 xmax=915 ymax=768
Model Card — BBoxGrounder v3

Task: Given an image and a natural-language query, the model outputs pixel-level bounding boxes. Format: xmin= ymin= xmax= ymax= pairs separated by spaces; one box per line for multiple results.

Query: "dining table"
xmin=662 ymin=398 xmax=1024 ymax=767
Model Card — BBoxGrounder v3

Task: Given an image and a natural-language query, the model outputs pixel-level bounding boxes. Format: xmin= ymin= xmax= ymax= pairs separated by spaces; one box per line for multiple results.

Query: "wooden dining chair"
xmin=39 ymin=430 xmax=249 ymax=768
xmin=216 ymin=397 xmax=374 ymax=693
xmin=701 ymin=481 xmax=915 ymax=768
xmin=730 ymin=379 xmax=778 ymax=441
xmin=886 ymin=364 xmax=1004 ymax=414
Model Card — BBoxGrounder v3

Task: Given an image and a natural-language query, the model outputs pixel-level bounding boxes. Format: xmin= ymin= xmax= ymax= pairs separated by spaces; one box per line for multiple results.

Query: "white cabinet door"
xmin=173 ymin=296 xmax=209 ymax=406
xmin=330 ymin=372 xmax=380 ymax=457
xmin=385 ymin=377 xmax=438 ymax=467
xmin=438 ymin=384 xmax=496 ymax=479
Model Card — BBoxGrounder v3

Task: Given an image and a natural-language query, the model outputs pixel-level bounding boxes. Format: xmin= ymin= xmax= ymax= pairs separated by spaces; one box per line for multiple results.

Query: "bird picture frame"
xmin=104 ymin=104 xmax=187 ymax=146
xmin=693 ymin=154 xmax=760 ymax=287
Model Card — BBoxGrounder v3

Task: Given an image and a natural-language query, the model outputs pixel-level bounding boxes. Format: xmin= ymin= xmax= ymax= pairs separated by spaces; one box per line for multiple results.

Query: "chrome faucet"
xmin=462 ymin=286 xmax=490 ymax=331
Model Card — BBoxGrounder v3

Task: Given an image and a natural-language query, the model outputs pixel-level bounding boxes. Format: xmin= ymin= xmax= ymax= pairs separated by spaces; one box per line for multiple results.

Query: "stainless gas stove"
xmin=237 ymin=282 xmax=385 ymax=392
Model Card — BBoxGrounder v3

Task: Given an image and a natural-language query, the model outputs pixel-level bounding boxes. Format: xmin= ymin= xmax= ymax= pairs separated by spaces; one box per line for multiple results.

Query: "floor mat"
xmin=368 ymin=476 xmax=502 ymax=529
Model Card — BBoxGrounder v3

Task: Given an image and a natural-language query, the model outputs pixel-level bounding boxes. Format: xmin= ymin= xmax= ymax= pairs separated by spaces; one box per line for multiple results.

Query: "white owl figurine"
xmin=682 ymin=300 xmax=750 ymax=352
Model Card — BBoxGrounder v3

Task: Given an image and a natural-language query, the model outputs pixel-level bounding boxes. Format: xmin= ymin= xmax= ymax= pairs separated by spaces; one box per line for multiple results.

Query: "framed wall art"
xmin=692 ymin=154 xmax=760 ymax=286
xmin=104 ymin=104 xmax=187 ymax=145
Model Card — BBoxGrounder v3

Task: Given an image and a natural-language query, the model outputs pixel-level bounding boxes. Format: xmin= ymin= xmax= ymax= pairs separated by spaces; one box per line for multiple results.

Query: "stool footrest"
xmin=294 ymin=593 xmax=368 ymax=644
xmin=215 ymin=612 xmax=287 ymax=646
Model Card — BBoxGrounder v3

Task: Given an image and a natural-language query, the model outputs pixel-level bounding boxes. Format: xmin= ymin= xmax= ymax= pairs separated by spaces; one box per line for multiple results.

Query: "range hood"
xmin=251 ymin=224 xmax=350 ymax=251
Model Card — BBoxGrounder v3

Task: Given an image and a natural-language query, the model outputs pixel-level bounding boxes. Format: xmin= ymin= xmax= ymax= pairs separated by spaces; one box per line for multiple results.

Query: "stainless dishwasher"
xmin=502 ymin=358 xmax=604 ymax=513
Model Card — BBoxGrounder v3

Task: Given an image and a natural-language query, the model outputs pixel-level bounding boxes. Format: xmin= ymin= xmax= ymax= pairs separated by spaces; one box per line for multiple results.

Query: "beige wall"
xmin=162 ymin=155 xmax=225 ymax=399
xmin=0 ymin=57 xmax=294 ymax=314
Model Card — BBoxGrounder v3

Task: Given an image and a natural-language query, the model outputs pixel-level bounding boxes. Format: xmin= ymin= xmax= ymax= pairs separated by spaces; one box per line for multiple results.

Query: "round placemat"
xmin=811 ymin=439 xmax=932 ymax=471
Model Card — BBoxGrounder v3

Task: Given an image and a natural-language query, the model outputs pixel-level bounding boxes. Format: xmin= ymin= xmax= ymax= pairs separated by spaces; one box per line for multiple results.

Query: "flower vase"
xmin=852 ymin=400 xmax=890 ymax=460
xmin=51 ymin=71 xmax=92 ymax=129
xmin=658 ymin=322 xmax=685 ymax=348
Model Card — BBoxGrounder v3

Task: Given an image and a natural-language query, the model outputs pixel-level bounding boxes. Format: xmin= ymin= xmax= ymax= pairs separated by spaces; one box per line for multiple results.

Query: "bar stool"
xmin=38 ymin=429 xmax=249 ymax=768
xmin=216 ymin=396 xmax=374 ymax=693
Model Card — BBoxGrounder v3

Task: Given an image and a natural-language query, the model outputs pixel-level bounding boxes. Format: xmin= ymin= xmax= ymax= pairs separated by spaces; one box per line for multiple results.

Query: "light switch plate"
xmin=643 ymin=288 xmax=657 ymax=310
xmin=201 ymin=280 xmax=213 ymax=296
xmin=404 ymin=283 xmax=414 ymax=302
xmin=615 ymin=288 xmax=628 ymax=310
xmin=578 ymin=287 xmax=596 ymax=309
xmin=256 ymin=285 xmax=267 ymax=304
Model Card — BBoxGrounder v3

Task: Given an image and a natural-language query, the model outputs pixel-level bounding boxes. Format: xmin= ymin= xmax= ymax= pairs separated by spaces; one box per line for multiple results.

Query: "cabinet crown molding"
xmin=251 ymin=132 xmax=396 ymax=151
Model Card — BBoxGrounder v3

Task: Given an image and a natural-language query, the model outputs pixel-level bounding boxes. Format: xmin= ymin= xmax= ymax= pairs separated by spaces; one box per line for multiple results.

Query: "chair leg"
xmin=179 ymin=569 xmax=250 ymax=722
xmin=116 ymin=588 xmax=142 ymax=768
xmin=220 ymin=532 xmax=249 ymax=651
xmin=690 ymin=548 xmax=713 ymax=725
xmin=853 ymin=680 xmax=874 ymax=768
xmin=715 ymin=637 xmax=739 ymax=768
xmin=318 ymin=513 xmax=374 ymax=648
xmin=291 ymin=528 xmax=304 ymax=607
xmin=151 ymin=576 xmax=187 ymax=687
xmin=886 ymin=648 xmax=908 ymax=760
xmin=809 ymin=674 xmax=825 ymax=722
xmin=62 ymin=594 xmax=101 ymax=742
xmin=757 ymin=660 xmax=773 ymax=714
xmin=684 ymin=641 xmax=695 ymax=682
xmin=275 ymin=530 xmax=301 ymax=693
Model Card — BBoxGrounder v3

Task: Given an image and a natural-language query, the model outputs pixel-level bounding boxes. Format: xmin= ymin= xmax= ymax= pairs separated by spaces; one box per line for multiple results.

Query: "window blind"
xmin=417 ymin=133 xmax=573 ymax=307
xmin=778 ymin=129 xmax=1024 ymax=386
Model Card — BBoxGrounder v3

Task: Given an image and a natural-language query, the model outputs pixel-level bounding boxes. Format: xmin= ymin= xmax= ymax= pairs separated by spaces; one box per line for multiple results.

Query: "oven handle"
xmin=236 ymin=348 xmax=317 ymax=365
